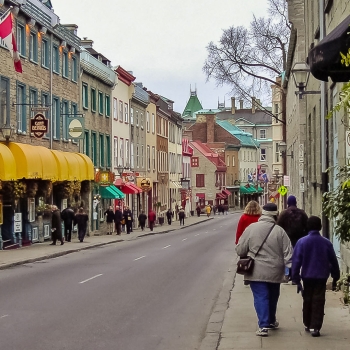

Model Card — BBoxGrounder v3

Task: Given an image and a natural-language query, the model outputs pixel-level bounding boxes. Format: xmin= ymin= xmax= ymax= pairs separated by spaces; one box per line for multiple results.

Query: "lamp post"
xmin=291 ymin=62 xmax=321 ymax=99
xmin=0 ymin=124 xmax=14 ymax=142
xmin=279 ymin=141 xmax=293 ymax=159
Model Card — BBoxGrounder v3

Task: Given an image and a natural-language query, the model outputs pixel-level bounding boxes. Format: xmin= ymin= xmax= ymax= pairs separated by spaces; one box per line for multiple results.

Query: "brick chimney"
xmin=231 ymin=97 xmax=236 ymax=114
xmin=252 ymin=97 xmax=256 ymax=114
xmin=206 ymin=114 xmax=216 ymax=143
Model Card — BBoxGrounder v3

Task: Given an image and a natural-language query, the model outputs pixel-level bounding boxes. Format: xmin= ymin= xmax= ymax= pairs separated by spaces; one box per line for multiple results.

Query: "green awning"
xmin=257 ymin=186 xmax=264 ymax=193
xmin=239 ymin=185 xmax=257 ymax=195
xmin=99 ymin=185 xmax=125 ymax=199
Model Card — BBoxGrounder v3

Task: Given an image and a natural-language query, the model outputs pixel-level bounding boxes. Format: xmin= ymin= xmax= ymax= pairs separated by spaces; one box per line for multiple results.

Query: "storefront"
xmin=0 ymin=142 xmax=94 ymax=249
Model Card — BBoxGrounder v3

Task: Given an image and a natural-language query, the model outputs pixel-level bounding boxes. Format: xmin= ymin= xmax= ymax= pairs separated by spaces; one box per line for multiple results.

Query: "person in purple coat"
xmin=292 ymin=216 xmax=340 ymax=337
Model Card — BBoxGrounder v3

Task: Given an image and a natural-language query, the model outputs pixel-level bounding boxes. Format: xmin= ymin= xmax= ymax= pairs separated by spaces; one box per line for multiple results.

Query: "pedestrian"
xmin=138 ymin=211 xmax=147 ymax=231
xmin=236 ymin=202 xmax=293 ymax=337
xmin=61 ymin=204 xmax=75 ymax=242
xmin=224 ymin=204 xmax=229 ymax=215
xmin=196 ymin=205 xmax=201 ymax=217
xmin=218 ymin=204 xmax=224 ymax=215
xmin=74 ymin=207 xmax=89 ymax=242
xmin=104 ymin=206 xmax=115 ymax=235
xmin=114 ymin=205 xmax=123 ymax=235
xmin=123 ymin=206 xmax=133 ymax=234
xmin=213 ymin=205 xmax=217 ymax=215
xmin=277 ymin=195 xmax=308 ymax=247
xmin=51 ymin=205 xmax=64 ymax=246
xmin=205 ymin=205 xmax=211 ymax=218
xmin=166 ymin=209 xmax=172 ymax=225
xmin=148 ymin=209 xmax=156 ymax=231
xmin=291 ymin=216 xmax=340 ymax=337
xmin=235 ymin=200 xmax=261 ymax=245
xmin=178 ymin=207 xmax=185 ymax=225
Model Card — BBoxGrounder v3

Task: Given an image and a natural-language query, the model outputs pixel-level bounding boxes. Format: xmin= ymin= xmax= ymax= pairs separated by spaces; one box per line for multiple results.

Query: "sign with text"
xmin=136 ymin=177 xmax=152 ymax=192
xmin=30 ymin=113 xmax=48 ymax=138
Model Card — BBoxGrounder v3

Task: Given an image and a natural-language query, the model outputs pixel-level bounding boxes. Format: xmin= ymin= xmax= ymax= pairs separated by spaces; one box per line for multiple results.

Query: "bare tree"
xmin=203 ymin=0 xmax=290 ymax=105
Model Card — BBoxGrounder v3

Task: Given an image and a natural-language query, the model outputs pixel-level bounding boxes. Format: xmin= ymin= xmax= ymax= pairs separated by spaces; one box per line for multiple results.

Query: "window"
xmin=136 ymin=110 xmax=139 ymax=126
xmin=259 ymin=129 xmax=266 ymax=139
xmin=196 ymin=174 xmax=205 ymax=187
xmin=130 ymin=107 xmax=134 ymax=124
xmin=106 ymin=135 xmax=111 ymax=167
xmin=17 ymin=24 xmax=25 ymax=56
xmin=29 ymin=88 xmax=38 ymax=119
xmin=119 ymin=101 xmax=123 ymax=122
xmin=92 ymin=132 xmax=97 ymax=166
xmin=113 ymin=98 xmax=117 ymax=120
xmin=226 ymin=156 xmax=230 ymax=166
xmin=52 ymin=97 xmax=60 ymax=139
xmin=146 ymin=112 xmax=150 ymax=132
xmin=275 ymin=142 xmax=280 ymax=162
xmin=62 ymin=100 xmax=69 ymax=139
xmin=98 ymin=91 xmax=104 ymax=114
xmin=119 ymin=138 xmax=124 ymax=166
xmin=232 ymin=156 xmax=235 ymax=167
xmin=29 ymin=32 xmax=38 ymax=62
xmin=99 ymin=134 xmax=105 ymax=167
xmin=130 ymin=142 xmax=134 ymax=168
xmin=152 ymin=113 xmax=155 ymax=133
xmin=136 ymin=145 xmax=139 ymax=168
xmin=125 ymin=139 xmax=129 ymax=167
xmin=260 ymin=148 xmax=266 ymax=161
xmin=114 ymin=137 xmax=118 ymax=167
xmin=16 ymin=83 xmax=26 ymax=133
xmin=84 ymin=131 xmax=90 ymax=156
xmin=191 ymin=157 xmax=199 ymax=167
xmin=0 ymin=78 xmax=9 ymax=126
xmin=82 ymin=83 xmax=88 ymax=109
xmin=91 ymin=88 xmax=96 ymax=112
xmin=152 ymin=146 xmax=155 ymax=171
xmin=41 ymin=39 xmax=49 ymax=68
xmin=71 ymin=56 xmax=78 ymax=82
xmin=124 ymin=102 xmax=128 ymax=123
xmin=141 ymin=145 xmax=144 ymax=168
xmin=62 ymin=51 xmax=69 ymax=77
xmin=105 ymin=95 xmax=111 ymax=117
xmin=140 ymin=113 xmax=144 ymax=129
xmin=53 ymin=45 xmax=59 ymax=73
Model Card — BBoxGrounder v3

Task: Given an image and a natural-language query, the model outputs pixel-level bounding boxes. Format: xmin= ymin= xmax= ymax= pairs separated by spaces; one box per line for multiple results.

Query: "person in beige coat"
xmin=236 ymin=202 xmax=293 ymax=337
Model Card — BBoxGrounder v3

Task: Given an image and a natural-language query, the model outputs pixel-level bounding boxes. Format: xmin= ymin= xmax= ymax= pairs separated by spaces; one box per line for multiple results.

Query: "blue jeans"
xmin=250 ymin=281 xmax=280 ymax=328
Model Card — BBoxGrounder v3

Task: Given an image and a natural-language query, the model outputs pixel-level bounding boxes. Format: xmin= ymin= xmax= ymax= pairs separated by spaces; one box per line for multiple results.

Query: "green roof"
xmin=182 ymin=93 xmax=203 ymax=117
xmin=216 ymin=120 xmax=260 ymax=148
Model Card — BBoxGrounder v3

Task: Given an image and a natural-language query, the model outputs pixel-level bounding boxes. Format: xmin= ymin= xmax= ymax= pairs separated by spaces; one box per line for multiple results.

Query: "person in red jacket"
xmin=148 ymin=209 xmax=156 ymax=231
xmin=235 ymin=200 xmax=262 ymax=244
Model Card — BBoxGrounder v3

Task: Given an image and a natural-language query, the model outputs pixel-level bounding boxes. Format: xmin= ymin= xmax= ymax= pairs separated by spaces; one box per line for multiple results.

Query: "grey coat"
xmin=235 ymin=215 xmax=293 ymax=283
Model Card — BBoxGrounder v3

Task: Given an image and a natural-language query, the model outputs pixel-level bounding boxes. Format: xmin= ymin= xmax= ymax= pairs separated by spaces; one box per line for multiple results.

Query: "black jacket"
xmin=114 ymin=210 xmax=123 ymax=223
xmin=104 ymin=209 xmax=115 ymax=223
xmin=61 ymin=208 xmax=75 ymax=226
xmin=138 ymin=213 xmax=147 ymax=224
xmin=74 ymin=213 xmax=89 ymax=231
xmin=123 ymin=210 xmax=133 ymax=222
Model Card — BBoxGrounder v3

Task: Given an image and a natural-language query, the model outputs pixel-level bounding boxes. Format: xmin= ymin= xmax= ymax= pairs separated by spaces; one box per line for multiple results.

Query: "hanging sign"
xmin=67 ymin=116 xmax=84 ymax=139
xmin=278 ymin=185 xmax=288 ymax=196
xmin=136 ymin=177 xmax=152 ymax=192
xmin=30 ymin=113 xmax=48 ymax=138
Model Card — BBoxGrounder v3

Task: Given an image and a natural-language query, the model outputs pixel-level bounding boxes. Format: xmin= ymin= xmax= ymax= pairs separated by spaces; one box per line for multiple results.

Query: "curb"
xmin=0 ymin=217 xmax=214 ymax=270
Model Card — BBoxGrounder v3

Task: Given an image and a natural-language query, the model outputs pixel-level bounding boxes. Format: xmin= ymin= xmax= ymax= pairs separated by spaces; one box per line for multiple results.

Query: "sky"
xmin=52 ymin=0 xmax=269 ymax=114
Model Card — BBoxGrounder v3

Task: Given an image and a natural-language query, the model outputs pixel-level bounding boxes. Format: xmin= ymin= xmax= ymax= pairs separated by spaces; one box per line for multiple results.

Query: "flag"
xmin=0 ymin=11 xmax=22 ymax=73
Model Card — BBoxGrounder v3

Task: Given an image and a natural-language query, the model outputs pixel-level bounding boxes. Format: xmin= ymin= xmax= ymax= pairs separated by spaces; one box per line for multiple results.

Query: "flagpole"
xmin=0 ymin=7 xmax=12 ymax=22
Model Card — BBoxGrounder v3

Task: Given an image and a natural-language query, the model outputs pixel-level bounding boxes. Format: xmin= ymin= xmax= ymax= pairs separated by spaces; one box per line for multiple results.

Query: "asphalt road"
xmin=0 ymin=213 xmax=239 ymax=350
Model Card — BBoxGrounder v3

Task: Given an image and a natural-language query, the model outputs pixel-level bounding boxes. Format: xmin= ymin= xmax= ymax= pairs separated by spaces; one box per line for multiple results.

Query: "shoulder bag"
xmin=236 ymin=224 xmax=275 ymax=275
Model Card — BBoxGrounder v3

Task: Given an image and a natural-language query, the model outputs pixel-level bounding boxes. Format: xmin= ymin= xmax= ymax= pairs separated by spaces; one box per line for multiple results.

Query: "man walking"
xmin=74 ymin=207 xmax=89 ymax=242
xmin=123 ymin=206 xmax=133 ymax=234
xmin=166 ymin=209 xmax=172 ymax=225
xmin=138 ymin=211 xmax=147 ymax=231
xmin=148 ymin=209 xmax=156 ymax=231
xmin=292 ymin=216 xmax=340 ymax=337
xmin=51 ymin=205 xmax=64 ymax=246
xmin=114 ymin=205 xmax=123 ymax=235
xmin=104 ymin=206 xmax=115 ymax=235
xmin=61 ymin=204 xmax=75 ymax=242
xmin=178 ymin=207 xmax=185 ymax=225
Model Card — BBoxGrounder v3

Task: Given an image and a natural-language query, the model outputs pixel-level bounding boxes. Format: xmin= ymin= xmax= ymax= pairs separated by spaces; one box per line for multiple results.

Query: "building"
xmin=181 ymin=138 xmax=193 ymax=217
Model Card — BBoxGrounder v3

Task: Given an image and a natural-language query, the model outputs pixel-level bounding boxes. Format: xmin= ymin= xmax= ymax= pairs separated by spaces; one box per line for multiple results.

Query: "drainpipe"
xmin=50 ymin=33 xmax=53 ymax=150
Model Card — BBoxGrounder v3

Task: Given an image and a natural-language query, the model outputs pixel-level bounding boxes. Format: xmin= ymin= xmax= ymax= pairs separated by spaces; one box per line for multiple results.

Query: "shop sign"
xmin=14 ymin=213 xmax=22 ymax=233
xmin=67 ymin=116 xmax=85 ymax=139
xmin=95 ymin=171 xmax=114 ymax=186
xmin=30 ymin=113 xmax=48 ymax=138
xmin=136 ymin=177 xmax=152 ymax=192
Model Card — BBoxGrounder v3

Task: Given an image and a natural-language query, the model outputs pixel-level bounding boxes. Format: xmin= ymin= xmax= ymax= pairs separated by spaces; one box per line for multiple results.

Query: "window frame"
xmin=71 ymin=55 xmax=78 ymax=82
xmin=91 ymin=88 xmax=96 ymax=112
xmin=105 ymin=94 xmax=111 ymax=117
xmin=98 ymin=91 xmax=104 ymax=115
xmin=260 ymin=148 xmax=266 ymax=161
xmin=52 ymin=96 xmax=60 ymax=140
xmin=146 ymin=111 xmax=150 ymax=132
xmin=17 ymin=23 xmax=26 ymax=57
xmin=196 ymin=174 xmax=205 ymax=187
xmin=82 ymin=83 xmax=88 ymax=109
xmin=99 ymin=133 xmax=105 ymax=167
xmin=119 ymin=100 xmax=123 ymax=122
xmin=106 ymin=135 xmax=111 ymax=167
xmin=62 ymin=50 xmax=69 ymax=78
xmin=84 ymin=130 xmax=90 ymax=156
xmin=113 ymin=98 xmax=118 ymax=120
xmin=52 ymin=45 xmax=60 ymax=73
xmin=29 ymin=32 xmax=38 ymax=63
xmin=114 ymin=137 xmax=118 ymax=168
xmin=16 ymin=82 xmax=26 ymax=133
xmin=124 ymin=102 xmax=128 ymax=123
xmin=62 ymin=99 xmax=69 ymax=140
xmin=29 ymin=87 xmax=38 ymax=119
xmin=259 ymin=129 xmax=267 ymax=139
xmin=191 ymin=157 xmax=199 ymax=167
xmin=0 ymin=77 xmax=10 ymax=126
xmin=41 ymin=38 xmax=49 ymax=68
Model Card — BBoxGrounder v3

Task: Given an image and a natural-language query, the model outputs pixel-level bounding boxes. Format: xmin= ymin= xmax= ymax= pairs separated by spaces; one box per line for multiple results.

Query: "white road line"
xmin=0 ymin=315 xmax=9 ymax=319
xmin=162 ymin=245 xmax=171 ymax=249
xmin=134 ymin=256 xmax=146 ymax=261
xmin=182 ymin=238 xmax=188 ymax=241
xmin=195 ymin=234 xmax=200 ymax=236
xmin=79 ymin=274 xmax=103 ymax=284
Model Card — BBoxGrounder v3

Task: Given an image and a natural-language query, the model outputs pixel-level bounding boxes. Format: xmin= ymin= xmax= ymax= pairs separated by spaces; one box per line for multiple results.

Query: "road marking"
xmin=182 ymin=238 xmax=188 ymax=241
xmin=134 ymin=256 xmax=146 ymax=261
xmin=79 ymin=274 xmax=103 ymax=284
xmin=162 ymin=245 xmax=171 ymax=249
xmin=195 ymin=234 xmax=200 ymax=236
xmin=0 ymin=315 xmax=9 ymax=319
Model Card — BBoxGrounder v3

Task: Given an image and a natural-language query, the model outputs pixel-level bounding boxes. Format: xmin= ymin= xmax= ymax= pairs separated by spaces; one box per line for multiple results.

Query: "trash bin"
xmin=190 ymin=210 xmax=194 ymax=216
xmin=158 ymin=217 xmax=164 ymax=225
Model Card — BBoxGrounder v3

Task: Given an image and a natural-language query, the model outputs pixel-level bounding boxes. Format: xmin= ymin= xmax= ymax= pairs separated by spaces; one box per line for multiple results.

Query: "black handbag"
xmin=236 ymin=224 xmax=275 ymax=275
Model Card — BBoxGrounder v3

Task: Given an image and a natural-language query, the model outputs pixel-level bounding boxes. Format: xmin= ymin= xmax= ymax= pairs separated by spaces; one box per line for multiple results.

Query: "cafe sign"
xmin=30 ymin=113 xmax=48 ymax=138
xmin=95 ymin=171 xmax=114 ymax=186
xmin=136 ymin=177 xmax=152 ymax=192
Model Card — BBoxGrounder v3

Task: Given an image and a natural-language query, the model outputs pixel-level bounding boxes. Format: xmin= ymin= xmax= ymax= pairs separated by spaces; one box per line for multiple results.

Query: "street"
xmin=0 ymin=214 xmax=239 ymax=350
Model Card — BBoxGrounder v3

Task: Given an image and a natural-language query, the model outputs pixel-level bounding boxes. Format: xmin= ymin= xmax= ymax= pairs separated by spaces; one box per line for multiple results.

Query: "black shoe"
xmin=311 ymin=329 xmax=320 ymax=337
xmin=60 ymin=242 xmax=64 ymax=245
xmin=50 ymin=243 xmax=56 ymax=245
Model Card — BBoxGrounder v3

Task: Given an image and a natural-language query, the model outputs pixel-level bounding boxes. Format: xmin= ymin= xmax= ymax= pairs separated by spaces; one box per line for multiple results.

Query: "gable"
xmin=43 ymin=0 xmax=53 ymax=9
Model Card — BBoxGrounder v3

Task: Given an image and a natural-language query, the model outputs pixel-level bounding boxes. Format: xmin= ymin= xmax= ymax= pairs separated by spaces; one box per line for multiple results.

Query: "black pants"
xmin=64 ymin=223 xmax=72 ymax=242
xmin=115 ymin=222 xmax=121 ymax=235
xmin=52 ymin=232 xmax=63 ymax=245
xmin=140 ymin=222 xmax=145 ymax=231
xmin=78 ymin=228 xmax=86 ymax=242
xmin=179 ymin=217 xmax=184 ymax=225
xmin=167 ymin=218 xmax=171 ymax=225
xmin=126 ymin=221 xmax=132 ymax=234
xmin=302 ymin=279 xmax=327 ymax=331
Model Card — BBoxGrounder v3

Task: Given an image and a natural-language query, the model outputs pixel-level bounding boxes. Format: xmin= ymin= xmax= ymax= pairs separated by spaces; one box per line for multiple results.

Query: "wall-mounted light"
xmin=279 ymin=141 xmax=294 ymax=159
xmin=291 ymin=62 xmax=321 ymax=99
xmin=40 ymin=26 xmax=47 ymax=35
xmin=0 ymin=0 xmax=5 ymax=7
xmin=60 ymin=40 xmax=67 ymax=48
xmin=27 ymin=18 xmax=36 ymax=28
xmin=0 ymin=125 xmax=15 ymax=142
xmin=11 ymin=6 xmax=20 ymax=16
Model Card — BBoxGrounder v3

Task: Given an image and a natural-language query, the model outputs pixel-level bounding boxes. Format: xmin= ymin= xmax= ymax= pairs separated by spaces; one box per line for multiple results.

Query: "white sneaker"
xmin=266 ymin=320 xmax=279 ymax=329
xmin=256 ymin=328 xmax=269 ymax=337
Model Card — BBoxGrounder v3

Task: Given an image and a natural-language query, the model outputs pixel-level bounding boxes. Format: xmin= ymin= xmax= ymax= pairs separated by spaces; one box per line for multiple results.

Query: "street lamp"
xmin=0 ymin=124 xmax=14 ymax=142
xmin=116 ymin=165 xmax=124 ymax=178
xmin=279 ymin=141 xmax=294 ymax=159
xmin=291 ymin=62 xmax=321 ymax=99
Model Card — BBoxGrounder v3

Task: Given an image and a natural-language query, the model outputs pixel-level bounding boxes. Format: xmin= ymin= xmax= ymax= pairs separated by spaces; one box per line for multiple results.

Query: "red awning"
xmin=222 ymin=189 xmax=231 ymax=197
xmin=196 ymin=193 xmax=205 ymax=199
xmin=114 ymin=179 xmax=143 ymax=194
xmin=216 ymin=193 xmax=226 ymax=199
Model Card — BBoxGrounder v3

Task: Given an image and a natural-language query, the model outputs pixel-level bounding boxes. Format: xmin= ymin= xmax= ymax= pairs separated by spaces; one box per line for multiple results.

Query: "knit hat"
xmin=262 ymin=202 xmax=278 ymax=216
xmin=287 ymin=195 xmax=297 ymax=207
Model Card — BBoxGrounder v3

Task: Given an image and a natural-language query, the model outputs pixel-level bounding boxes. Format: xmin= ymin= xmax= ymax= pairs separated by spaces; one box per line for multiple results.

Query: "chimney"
xmin=252 ymin=97 xmax=256 ymax=114
xmin=239 ymin=99 xmax=243 ymax=109
xmin=256 ymin=99 xmax=261 ymax=110
xmin=231 ymin=97 xmax=235 ymax=114
xmin=206 ymin=113 xmax=216 ymax=143
xmin=81 ymin=38 xmax=94 ymax=48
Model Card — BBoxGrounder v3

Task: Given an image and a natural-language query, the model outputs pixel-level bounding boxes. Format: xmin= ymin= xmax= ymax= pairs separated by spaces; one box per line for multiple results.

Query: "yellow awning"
xmin=76 ymin=153 xmax=94 ymax=180
xmin=60 ymin=152 xmax=81 ymax=181
xmin=36 ymin=146 xmax=59 ymax=181
xmin=0 ymin=143 xmax=17 ymax=181
xmin=51 ymin=150 xmax=69 ymax=181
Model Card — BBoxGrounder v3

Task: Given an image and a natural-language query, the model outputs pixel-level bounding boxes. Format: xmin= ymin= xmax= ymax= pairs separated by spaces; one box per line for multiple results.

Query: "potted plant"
xmin=336 ymin=273 xmax=350 ymax=305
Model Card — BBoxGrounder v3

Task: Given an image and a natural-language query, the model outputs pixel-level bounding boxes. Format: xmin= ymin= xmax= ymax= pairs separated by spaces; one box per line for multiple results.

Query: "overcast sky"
xmin=52 ymin=0 xmax=269 ymax=114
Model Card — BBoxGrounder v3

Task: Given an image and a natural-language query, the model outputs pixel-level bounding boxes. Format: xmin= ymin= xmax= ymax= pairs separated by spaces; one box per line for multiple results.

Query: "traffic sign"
xmin=278 ymin=185 xmax=288 ymax=196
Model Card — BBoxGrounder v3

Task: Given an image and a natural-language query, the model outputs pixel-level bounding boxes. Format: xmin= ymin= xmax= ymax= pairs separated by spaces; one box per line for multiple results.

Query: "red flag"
xmin=0 ymin=11 xmax=22 ymax=73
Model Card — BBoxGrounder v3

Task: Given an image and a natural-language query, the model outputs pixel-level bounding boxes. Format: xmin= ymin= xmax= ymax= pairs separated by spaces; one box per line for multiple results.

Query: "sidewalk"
xmin=215 ymin=273 xmax=350 ymax=350
xmin=0 ymin=214 xmax=214 ymax=270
